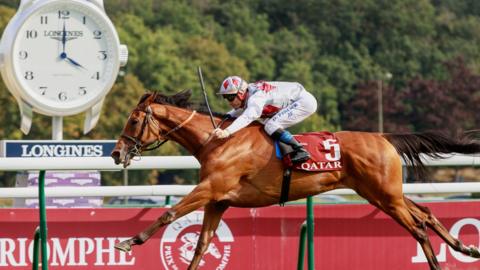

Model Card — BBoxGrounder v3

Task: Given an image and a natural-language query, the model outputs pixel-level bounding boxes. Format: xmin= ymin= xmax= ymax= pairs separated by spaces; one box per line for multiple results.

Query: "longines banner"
xmin=0 ymin=140 xmax=117 ymax=157
xmin=1 ymin=203 xmax=480 ymax=269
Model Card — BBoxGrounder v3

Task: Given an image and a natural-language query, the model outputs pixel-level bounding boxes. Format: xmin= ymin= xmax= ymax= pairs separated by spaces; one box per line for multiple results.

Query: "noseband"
xmin=121 ymin=106 xmax=197 ymax=156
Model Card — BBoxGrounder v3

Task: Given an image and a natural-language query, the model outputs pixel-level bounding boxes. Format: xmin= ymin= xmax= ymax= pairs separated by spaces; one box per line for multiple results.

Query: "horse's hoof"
xmin=115 ymin=240 xmax=132 ymax=252
xmin=468 ymin=245 xmax=480 ymax=258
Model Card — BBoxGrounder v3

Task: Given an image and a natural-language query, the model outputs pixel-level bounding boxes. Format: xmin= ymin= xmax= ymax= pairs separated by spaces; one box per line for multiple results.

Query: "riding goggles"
xmin=223 ymin=94 xmax=237 ymax=102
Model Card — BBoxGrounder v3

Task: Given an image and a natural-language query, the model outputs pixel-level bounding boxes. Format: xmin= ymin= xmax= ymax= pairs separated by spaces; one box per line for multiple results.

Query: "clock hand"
xmin=61 ymin=21 xmax=66 ymax=53
xmin=59 ymin=21 xmax=85 ymax=69
xmin=60 ymin=52 xmax=86 ymax=69
xmin=66 ymin=56 xmax=86 ymax=69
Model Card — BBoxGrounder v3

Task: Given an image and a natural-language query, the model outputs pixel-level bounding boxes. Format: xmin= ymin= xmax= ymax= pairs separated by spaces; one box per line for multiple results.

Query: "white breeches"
xmin=264 ymin=90 xmax=318 ymax=135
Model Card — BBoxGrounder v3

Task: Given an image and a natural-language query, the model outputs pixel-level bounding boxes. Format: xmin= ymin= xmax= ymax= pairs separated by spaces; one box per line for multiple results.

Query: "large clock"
xmin=0 ymin=0 xmax=128 ymax=133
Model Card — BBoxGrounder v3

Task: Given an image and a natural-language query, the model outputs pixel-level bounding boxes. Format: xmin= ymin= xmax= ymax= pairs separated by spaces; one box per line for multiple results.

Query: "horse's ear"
xmin=138 ymin=92 xmax=153 ymax=105
xmin=172 ymin=89 xmax=192 ymax=107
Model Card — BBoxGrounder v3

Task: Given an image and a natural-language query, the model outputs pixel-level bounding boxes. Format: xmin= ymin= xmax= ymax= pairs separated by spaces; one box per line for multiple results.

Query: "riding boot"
xmin=271 ymin=129 xmax=310 ymax=164
xmin=288 ymin=138 xmax=311 ymax=163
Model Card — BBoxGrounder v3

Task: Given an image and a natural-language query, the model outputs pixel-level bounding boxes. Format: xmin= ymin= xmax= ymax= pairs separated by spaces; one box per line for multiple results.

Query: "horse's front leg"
xmin=188 ymin=201 xmax=229 ymax=270
xmin=115 ymin=182 xmax=213 ymax=252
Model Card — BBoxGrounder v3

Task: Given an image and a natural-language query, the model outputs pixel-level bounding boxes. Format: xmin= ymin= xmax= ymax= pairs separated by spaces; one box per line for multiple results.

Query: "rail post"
xmin=32 ymin=227 xmax=40 ymax=269
xmin=297 ymin=196 xmax=315 ymax=270
xmin=165 ymin=195 xmax=171 ymax=207
xmin=32 ymin=170 xmax=48 ymax=270
xmin=297 ymin=221 xmax=307 ymax=270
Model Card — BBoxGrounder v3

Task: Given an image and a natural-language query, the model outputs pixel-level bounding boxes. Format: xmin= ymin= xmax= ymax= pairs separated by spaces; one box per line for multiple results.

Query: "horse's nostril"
xmin=111 ymin=151 xmax=121 ymax=163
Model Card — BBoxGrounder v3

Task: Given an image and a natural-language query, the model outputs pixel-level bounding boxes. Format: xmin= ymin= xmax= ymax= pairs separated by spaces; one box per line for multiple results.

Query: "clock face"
xmin=11 ymin=1 xmax=119 ymax=114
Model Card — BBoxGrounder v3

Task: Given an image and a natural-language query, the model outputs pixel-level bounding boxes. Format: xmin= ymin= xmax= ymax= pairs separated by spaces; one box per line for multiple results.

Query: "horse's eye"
xmin=131 ymin=118 xmax=139 ymax=125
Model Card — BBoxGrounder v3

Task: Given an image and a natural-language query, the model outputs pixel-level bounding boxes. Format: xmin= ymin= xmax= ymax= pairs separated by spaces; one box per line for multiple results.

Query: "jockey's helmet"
xmin=218 ymin=76 xmax=248 ymax=100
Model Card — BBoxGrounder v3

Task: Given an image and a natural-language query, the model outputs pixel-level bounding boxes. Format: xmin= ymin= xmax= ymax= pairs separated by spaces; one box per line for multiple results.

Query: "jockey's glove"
xmin=213 ymin=128 xmax=230 ymax=139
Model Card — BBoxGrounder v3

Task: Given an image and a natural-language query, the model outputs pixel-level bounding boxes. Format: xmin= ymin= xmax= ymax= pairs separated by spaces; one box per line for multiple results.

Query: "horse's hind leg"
xmin=188 ymin=201 xmax=229 ymax=270
xmin=352 ymin=166 xmax=441 ymax=268
xmin=375 ymin=198 xmax=441 ymax=270
xmin=404 ymin=196 xmax=480 ymax=258
xmin=115 ymin=182 xmax=213 ymax=252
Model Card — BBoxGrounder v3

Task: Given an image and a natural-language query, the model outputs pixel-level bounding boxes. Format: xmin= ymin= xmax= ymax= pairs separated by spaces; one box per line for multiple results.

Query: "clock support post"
xmin=84 ymin=98 xmax=105 ymax=135
xmin=18 ymin=99 xmax=33 ymax=135
xmin=18 ymin=100 xmax=103 ymax=139
xmin=52 ymin=116 xmax=63 ymax=140
xmin=18 ymin=100 xmax=64 ymax=140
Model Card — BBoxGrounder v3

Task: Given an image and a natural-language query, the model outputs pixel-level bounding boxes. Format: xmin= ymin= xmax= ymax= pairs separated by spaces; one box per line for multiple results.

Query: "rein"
xmin=191 ymin=117 xmax=230 ymax=156
xmin=121 ymin=106 xmax=197 ymax=156
xmin=121 ymin=103 xmax=232 ymax=159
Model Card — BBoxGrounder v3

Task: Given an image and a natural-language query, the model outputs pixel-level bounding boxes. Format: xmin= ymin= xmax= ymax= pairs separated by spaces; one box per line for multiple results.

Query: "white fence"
xmin=0 ymin=154 xmax=479 ymax=198
xmin=2 ymin=183 xmax=480 ymax=198
xmin=0 ymin=156 xmax=200 ymax=171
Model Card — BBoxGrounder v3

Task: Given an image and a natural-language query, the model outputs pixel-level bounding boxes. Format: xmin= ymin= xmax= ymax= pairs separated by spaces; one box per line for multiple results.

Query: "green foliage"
xmin=0 ymin=5 xmax=14 ymax=31
xmin=272 ymin=27 xmax=317 ymax=67
xmin=0 ymin=83 xmax=22 ymax=139
xmin=181 ymin=36 xmax=250 ymax=111
xmin=278 ymin=60 xmax=313 ymax=89
xmin=91 ymin=74 xmax=146 ymax=139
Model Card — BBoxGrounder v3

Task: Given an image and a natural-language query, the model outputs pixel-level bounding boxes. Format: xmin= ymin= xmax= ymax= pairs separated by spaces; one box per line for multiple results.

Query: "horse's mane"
xmin=139 ymin=90 xmax=227 ymax=118
xmin=137 ymin=90 xmax=192 ymax=108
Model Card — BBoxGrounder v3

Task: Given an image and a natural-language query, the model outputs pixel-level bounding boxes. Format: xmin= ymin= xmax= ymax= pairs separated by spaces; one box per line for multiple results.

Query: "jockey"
xmin=212 ymin=75 xmax=318 ymax=164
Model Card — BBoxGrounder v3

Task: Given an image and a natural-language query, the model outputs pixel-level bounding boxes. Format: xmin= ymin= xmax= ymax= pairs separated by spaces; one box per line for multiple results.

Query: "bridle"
xmin=121 ymin=105 xmax=197 ymax=157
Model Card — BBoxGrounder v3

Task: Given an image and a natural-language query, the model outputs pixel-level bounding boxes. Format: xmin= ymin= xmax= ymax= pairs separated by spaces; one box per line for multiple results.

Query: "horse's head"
xmin=111 ymin=90 xmax=193 ymax=167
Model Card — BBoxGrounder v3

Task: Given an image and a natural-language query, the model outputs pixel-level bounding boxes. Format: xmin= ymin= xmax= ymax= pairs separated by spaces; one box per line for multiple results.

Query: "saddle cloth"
xmin=275 ymin=131 xmax=343 ymax=172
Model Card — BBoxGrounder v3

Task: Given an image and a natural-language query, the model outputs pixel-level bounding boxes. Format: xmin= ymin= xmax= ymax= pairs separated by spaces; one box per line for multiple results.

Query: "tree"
xmin=181 ymin=36 xmax=250 ymax=112
xmin=341 ymin=81 xmax=410 ymax=132
xmin=406 ymin=58 xmax=480 ymax=134
xmin=341 ymin=58 xmax=480 ymax=134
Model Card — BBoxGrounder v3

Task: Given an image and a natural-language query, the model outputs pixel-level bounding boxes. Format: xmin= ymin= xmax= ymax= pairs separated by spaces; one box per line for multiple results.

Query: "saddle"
xmin=275 ymin=131 xmax=343 ymax=171
xmin=275 ymin=132 xmax=343 ymax=205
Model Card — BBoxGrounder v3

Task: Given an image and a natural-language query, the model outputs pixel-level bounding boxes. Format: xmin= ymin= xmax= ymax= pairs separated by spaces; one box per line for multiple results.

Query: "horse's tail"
xmin=383 ymin=131 xmax=480 ymax=181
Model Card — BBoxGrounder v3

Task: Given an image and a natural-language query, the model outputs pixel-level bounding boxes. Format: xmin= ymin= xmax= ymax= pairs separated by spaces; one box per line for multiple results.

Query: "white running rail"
xmin=1 ymin=183 xmax=480 ymax=198
xmin=0 ymin=156 xmax=200 ymax=171
xmin=0 ymin=154 xmax=479 ymax=198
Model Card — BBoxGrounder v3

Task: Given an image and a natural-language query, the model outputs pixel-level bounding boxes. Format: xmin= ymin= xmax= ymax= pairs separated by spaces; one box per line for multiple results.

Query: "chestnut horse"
xmin=111 ymin=90 xmax=480 ymax=270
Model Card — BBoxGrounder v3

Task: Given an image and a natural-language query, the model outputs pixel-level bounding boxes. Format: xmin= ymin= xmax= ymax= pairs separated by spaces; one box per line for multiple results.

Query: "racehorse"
xmin=111 ymin=89 xmax=480 ymax=270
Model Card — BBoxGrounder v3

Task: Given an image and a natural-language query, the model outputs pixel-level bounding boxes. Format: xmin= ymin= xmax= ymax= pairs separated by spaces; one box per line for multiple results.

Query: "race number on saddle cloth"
xmin=275 ymin=132 xmax=343 ymax=172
